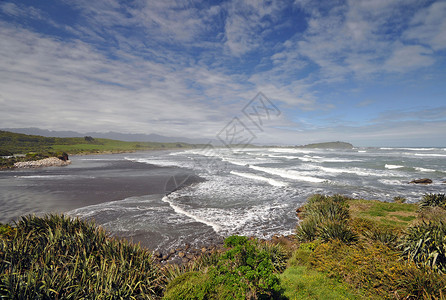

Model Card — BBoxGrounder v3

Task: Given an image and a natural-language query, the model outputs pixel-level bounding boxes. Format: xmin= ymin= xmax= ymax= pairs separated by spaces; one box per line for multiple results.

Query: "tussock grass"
xmin=0 ymin=214 xmax=165 ymax=299
xmin=296 ymin=194 xmax=358 ymax=244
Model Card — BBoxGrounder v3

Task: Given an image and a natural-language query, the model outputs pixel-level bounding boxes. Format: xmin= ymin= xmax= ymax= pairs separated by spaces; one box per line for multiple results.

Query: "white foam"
xmin=415 ymin=167 xmax=437 ymax=172
xmin=381 ymin=147 xmax=438 ymax=151
xmin=162 ymin=195 xmax=222 ymax=232
xmin=313 ymin=165 xmax=389 ymax=177
xmin=414 ymin=153 xmax=446 ymax=157
xmin=125 ymin=157 xmax=193 ymax=168
xmin=378 ymin=179 xmax=405 ymax=185
xmin=267 ymin=154 xmax=297 ymax=159
xmin=249 ymin=165 xmax=326 ymax=183
xmin=230 ymin=171 xmax=287 ymax=187
xmin=268 ymin=148 xmax=313 ymax=154
xmin=385 ymin=164 xmax=404 ymax=169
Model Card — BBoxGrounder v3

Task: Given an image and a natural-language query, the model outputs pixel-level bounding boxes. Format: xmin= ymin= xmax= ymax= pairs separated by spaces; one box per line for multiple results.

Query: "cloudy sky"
xmin=1 ymin=0 xmax=445 ymax=147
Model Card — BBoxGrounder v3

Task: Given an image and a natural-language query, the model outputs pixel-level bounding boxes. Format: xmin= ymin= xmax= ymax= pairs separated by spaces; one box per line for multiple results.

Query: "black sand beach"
xmin=0 ymin=153 xmax=200 ymax=224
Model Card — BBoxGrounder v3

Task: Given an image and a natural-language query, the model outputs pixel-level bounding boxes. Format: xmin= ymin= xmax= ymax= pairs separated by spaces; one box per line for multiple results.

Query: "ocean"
xmin=1 ymin=147 xmax=445 ymax=251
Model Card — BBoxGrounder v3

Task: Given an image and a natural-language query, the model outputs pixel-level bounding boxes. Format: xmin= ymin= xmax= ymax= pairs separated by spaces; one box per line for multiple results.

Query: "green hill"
xmin=298 ymin=141 xmax=354 ymax=149
xmin=0 ymin=130 xmax=204 ymax=169
xmin=0 ymin=130 xmax=202 ymax=155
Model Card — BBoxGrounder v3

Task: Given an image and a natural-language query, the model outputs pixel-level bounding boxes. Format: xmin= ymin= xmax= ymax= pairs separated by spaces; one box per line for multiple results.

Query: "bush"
xmin=319 ymin=221 xmax=358 ymax=245
xmin=309 ymin=240 xmax=446 ymax=299
xmin=399 ymin=221 xmax=446 ymax=273
xmin=296 ymin=194 xmax=357 ymax=244
xmin=163 ymin=236 xmax=287 ymax=299
xmin=0 ymin=214 xmax=165 ymax=299
xmin=419 ymin=193 xmax=446 ymax=209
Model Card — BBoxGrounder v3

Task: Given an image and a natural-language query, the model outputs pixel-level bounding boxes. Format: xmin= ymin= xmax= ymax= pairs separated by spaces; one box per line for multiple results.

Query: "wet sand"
xmin=0 ymin=154 xmax=201 ymax=223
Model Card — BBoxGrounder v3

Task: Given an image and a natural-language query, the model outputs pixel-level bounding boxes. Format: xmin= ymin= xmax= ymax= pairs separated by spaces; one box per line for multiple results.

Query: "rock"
xmin=169 ymin=249 xmax=176 ymax=255
xmin=201 ymin=247 xmax=207 ymax=253
xmin=178 ymin=252 xmax=185 ymax=258
xmin=162 ymin=255 xmax=169 ymax=260
xmin=186 ymin=254 xmax=194 ymax=260
xmin=57 ymin=152 xmax=69 ymax=161
xmin=182 ymin=258 xmax=189 ymax=264
xmin=409 ymin=178 xmax=433 ymax=184
xmin=14 ymin=157 xmax=71 ymax=168
xmin=154 ymin=251 xmax=162 ymax=258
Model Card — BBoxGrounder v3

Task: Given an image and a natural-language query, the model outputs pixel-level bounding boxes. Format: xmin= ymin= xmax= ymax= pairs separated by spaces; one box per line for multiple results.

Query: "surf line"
xmin=162 ymin=194 xmax=222 ymax=233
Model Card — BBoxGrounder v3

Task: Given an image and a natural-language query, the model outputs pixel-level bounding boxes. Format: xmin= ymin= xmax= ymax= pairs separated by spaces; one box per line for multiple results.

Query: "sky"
xmin=1 ymin=0 xmax=445 ymax=147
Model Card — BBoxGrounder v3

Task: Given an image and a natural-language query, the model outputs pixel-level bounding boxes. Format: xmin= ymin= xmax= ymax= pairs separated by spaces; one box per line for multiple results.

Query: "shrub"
xmin=362 ymin=227 xmax=398 ymax=248
xmin=399 ymin=221 xmax=446 ymax=273
xmin=309 ymin=240 xmax=446 ymax=299
xmin=319 ymin=221 xmax=358 ymax=245
xmin=0 ymin=214 xmax=165 ymax=299
xmin=163 ymin=236 xmax=286 ymax=299
xmin=419 ymin=193 xmax=446 ymax=209
xmin=296 ymin=194 xmax=356 ymax=244
xmin=295 ymin=218 xmax=318 ymax=242
xmin=418 ymin=206 xmax=446 ymax=223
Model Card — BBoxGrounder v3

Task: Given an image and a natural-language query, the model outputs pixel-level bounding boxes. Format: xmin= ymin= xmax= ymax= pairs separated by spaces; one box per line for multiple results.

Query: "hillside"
xmin=0 ymin=130 xmax=204 ymax=169
xmin=0 ymin=130 xmax=202 ymax=155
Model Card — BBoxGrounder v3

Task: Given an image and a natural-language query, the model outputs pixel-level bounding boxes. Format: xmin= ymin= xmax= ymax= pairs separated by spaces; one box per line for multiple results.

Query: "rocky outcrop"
xmin=409 ymin=178 xmax=433 ymax=184
xmin=153 ymin=241 xmax=224 ymax=265
xmin=14 ymin=157 xmax=71 ymax=168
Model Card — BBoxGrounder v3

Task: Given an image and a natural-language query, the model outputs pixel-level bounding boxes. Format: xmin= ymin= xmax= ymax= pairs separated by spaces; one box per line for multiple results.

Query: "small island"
xmin=296 ymin=141 xmax=354 ymax=149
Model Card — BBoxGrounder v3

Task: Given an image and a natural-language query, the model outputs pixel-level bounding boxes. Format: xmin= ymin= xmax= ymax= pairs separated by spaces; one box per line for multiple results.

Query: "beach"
xmin=1 ymin=147 xmax=445 ymax=252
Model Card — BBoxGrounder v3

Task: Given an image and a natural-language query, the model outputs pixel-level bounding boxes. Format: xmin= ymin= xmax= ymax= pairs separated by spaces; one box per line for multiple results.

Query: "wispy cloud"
xmin=0 ymin=0 xmax=445 ymax=146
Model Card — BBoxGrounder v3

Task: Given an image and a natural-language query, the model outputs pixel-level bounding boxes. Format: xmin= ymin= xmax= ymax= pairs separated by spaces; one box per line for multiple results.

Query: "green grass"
xmin=279 ymin=266 xmax=360 ymax=299
xmin=348 ymin=199 xmax=418 ymax=229
xmin=0 ymin=130 xmax=203 ymax=155
xmin=2 ymin=194 xmax=446 ymax=299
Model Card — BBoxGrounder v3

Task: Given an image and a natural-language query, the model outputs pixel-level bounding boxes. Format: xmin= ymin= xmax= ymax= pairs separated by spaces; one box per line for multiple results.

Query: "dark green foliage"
xmin=399 ymin=221 xmax=446 ymax=273
xmin=319 ymin=221 xmax=358 ymax=245
xmin=362 ymin=226 xmax=398 ymax=248
xmin=0 ymin=214 xmax=165 ymax=299
xmin=0 ymin=149 xmax=13 ymax=156
xmin=419 ymin=193 xmax=446 ymax=209
xmin=296 ymin=194 xmax=358 ymax=244
xmin=163 ymin=236 xmax=287 ymax=299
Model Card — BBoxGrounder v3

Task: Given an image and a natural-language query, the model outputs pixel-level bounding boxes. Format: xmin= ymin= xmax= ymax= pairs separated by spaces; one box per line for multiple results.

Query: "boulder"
xmin=409 ymin=178 xmax=433 ymax=184
xmin=57 ymin=152 xmax=69 ymax=161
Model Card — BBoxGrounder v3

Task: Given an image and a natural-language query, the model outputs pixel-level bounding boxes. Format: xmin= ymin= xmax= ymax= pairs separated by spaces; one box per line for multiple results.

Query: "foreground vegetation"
xmin=1 ymin=193 xmax=445 ymax=299
xmin=0 ymin=130 xmax=204 ymax=168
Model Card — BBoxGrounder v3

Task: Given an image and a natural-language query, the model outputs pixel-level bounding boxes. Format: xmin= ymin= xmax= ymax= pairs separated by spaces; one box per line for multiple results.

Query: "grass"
xmin=2 ymin=194 xmax=446 ymax=299
xmin=279 ymin=265 xmax=360 ymax=299
xmin=0 ymin=130 xmax=205 ymax=168
xmin=0 ymin=214 xmax=165 ymax=299
xmin=347 ymin=199 xmax=418 ymax=229
xmin=294 ymin=194 xmax=446 ymax=299
xmin=0 ymin=130 xmax=203 ymax=156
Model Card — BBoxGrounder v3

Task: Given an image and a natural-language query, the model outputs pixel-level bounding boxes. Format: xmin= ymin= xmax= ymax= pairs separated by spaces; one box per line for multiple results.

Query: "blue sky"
xmin=0 ymin=0 xmax=445 ymax=147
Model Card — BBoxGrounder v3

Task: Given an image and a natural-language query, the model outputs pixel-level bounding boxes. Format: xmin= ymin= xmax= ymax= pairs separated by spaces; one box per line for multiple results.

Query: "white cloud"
xmin=385 ymin=44 xmax=435 ymax=72
xmin=404 ymin=1 xmax=446 ymax=51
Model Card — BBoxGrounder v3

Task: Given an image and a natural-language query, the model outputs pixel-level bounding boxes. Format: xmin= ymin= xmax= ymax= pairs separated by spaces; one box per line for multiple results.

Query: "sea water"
xmin=1 ymin=147 xmax=445 ymax=251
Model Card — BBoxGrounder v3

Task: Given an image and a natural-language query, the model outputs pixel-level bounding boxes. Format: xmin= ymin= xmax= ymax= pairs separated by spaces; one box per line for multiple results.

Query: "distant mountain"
xmin=3 ymin=128 xmax=214 ymax=144
xmin=298 ymin=141 xmax=354 ymax=149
